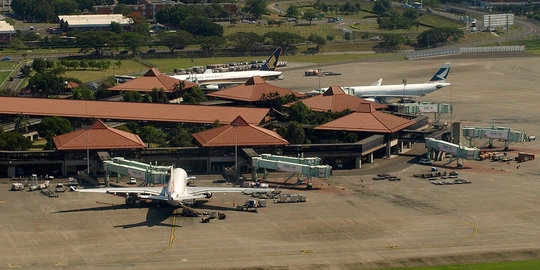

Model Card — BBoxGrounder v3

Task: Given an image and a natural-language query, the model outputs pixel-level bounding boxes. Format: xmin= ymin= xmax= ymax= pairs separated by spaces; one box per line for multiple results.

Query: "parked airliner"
xmin=171 ymin=48 xmax=283 ymax=89
xmin=311 ymin=63 xmax=451 ymax=103
xmin=77 ymin=168 xmax=273 ymax=206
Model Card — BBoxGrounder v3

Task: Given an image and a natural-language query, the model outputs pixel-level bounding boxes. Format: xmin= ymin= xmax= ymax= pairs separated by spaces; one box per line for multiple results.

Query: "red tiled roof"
xmin=193 ymin=116 xmax=289 ymax=147
xmin=206 ymin=76 xmax=305 ymax=102
xmin=0 ymin=97 xmax=269 ymax=125
xmin=108 ymin=68 xmax=197 ymax=92
xmin=283 ymin=86 xmax=386 ymax=112
xmin=314 ymin=104 xmax=414 ymax=133
xmin=65 ymin=81 xmax=81 ymax=89
xmin=53 ymin=119 xmax=146 ymax=150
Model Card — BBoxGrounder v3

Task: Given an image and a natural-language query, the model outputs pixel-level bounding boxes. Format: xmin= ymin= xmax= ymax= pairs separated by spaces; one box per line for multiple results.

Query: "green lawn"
xmin=417 ymin=14 xmax=465 ymax=28
xmin=349 ymin=21 xmax=430 ymax=34
xmin=224 ymin=23 xmax=343 ymax=40
xmin=147 ymin=52 xmax=394 ymax=73
xmin=63 ymin=60 xmax=149 ymax=82
xmin=0 ymin=60 xmax=17 ymax=70
xmin=0 ymin=71 xmax=11 ymax=86
xmin=381 ymin=259 xmax=540 ymax=270
xmin=0 ymin=47 xmax=82 ymax=56
xmin=281 ymin=52 xmax=395 ymax=63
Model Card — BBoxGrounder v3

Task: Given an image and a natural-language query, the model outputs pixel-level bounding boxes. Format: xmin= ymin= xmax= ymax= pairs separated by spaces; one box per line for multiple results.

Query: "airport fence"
xmin=406 ymin=45 xmax=525 ymax=59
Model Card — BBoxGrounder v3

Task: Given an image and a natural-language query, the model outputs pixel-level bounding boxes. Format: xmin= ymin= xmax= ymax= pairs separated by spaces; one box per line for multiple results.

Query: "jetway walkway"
xmin=425 ymin=138 xmax=480 ymax=167
xmin=390 ymin=102 xmax=452 ymax=124
xmin=463 ymin=126 xmax=532 ymax=150
xmin=252 ymin=154 xmax=332 ymax=188
xmin=103 ymin=157 xmax=171 ymax=186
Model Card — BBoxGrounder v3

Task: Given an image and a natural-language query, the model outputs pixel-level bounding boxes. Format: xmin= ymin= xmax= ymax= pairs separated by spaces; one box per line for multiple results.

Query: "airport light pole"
xmin=86 ymin=125 xmax=90 ymax=174
xmin=402 ymin=78 xmax=407 ymax=101
xmin=235 ymin=125 xmax=238 ymax=171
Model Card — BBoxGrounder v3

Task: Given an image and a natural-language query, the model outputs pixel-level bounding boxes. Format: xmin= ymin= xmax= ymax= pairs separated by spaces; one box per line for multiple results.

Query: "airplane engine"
xmin=204 ymin=85 xmax=219 ymax=90
xmin=364 ymin=98 xmax=379 ymax=103
xmin=204 ymin=192 xmax=213 ymax=199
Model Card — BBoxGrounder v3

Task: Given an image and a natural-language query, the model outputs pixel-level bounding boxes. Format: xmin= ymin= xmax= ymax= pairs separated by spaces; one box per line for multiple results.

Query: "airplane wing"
xmin=186 ymin=186 xmax=274 ymax=196
xmin=367 ymin=93 xmax=422 ymax=97
xmin=77 ymin=187 xmax=166 ymax=197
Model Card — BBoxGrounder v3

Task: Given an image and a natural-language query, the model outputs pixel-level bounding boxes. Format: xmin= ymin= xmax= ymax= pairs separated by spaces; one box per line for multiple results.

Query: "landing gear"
xmin=125 ymin=194 xmax=138 ymax=206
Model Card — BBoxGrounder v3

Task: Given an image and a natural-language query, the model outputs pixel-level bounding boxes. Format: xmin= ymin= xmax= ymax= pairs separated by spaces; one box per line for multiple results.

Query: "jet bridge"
xmin=425 ymin=138 xmax=480 ymax=167
xmin=390 ymin=102 xmax=452 ymax=124
xmin=103 ymin=157 xmax=171 ymax=186
xmin=252 ymin=154 xmax=332 ymax=188
xmin=462 ymin=126 xmax=531 ymax=150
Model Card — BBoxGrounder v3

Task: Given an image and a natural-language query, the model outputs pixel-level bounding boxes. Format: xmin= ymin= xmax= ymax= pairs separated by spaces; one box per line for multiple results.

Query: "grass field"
xmin=281 ymin=52 xmax=395 ymax=63
xmin=147 ymin=52 xmax=395 ymax=73
xmin=382 ymin=259 xmax=540 ymax=270
xmin=0 ymin=47 xmax=82 ymax=56
xmin=417 ymin=14 xmax=465 ymax=28
xmin=63 ymin=60 xmax=149 ymax=82
xmin=349 ymin=21 xmax=430 ymax=34
xmin=0 ymin=60 xmax=17 ymax=70
xmin=502 ymin=36 xmax=540 ymax=49
xmin=224 ymin=22 xmax=343 ymax=40
xmin=0 ymin=71 xmax=11 ymax=86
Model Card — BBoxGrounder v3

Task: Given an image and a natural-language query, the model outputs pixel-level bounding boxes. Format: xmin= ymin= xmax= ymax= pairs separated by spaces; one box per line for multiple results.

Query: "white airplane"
xmin=311 ymin=63 xmax=452 ymax=103
xmin=77 ymin=168 xmax=273 ymax=207
xmin=171 ymin=48 xmax=283 ymax=90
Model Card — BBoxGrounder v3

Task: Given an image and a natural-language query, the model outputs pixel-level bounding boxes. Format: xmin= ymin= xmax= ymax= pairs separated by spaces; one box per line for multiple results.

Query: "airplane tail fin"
xmin=428 ymin=62 xmax=451 ymax=83
xmin=259 ymin=48 xmax=282 ymax=71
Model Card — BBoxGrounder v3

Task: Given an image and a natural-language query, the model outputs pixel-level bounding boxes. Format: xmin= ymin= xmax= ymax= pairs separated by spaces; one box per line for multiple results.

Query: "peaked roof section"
xmin=0 ymin=97 xmax=269 ymax=125
xmin=206 ymin=76 xmax=305 ymax=102
xmin=193 ymin=116 xmax=289 ymax=147
xmin=65 ymin=81 xmax=81 ymax=89
xmin=108 ymin=68 xmax=198 ymax=92
xmin=314 ymin=104 xmax=414 ymax=133
xmin=283 ymin=86 xmax=386 ymax=112
xmin=53 ymin=119 xmax=146 ymax=150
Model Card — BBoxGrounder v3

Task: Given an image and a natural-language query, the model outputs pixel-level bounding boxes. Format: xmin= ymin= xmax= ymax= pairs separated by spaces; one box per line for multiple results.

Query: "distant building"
xmin=0 ymin=21 xmax=15 ymax=43
xmin=58 ymin=14 xmax=133 ymax=32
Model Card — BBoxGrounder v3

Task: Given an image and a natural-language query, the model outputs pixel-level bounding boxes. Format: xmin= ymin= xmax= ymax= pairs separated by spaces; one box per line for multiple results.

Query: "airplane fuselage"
xmin=172 ymin=70 xmax=282 ymax=83
xmin=344 ymin=82 xmax=451 ymax=98
xmin=166 ymin=168 xmax=188 ymax=206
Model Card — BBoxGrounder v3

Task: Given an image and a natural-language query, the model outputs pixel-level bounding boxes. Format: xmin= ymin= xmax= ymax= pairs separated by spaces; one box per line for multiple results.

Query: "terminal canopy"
xmin=284 ymin=86 xmax=386 ymax=112
xmin=108 ymin=68 xmax=197 ymax=92
xmin=53 ymin=120 xmax=146 ymax=150
xmin=314 ymin=104 xmax=414 ymax=133
xmin=193 ymin=116 xmax=289 ymax=147
xmin=207 ymin=76 xmax=305 ymax=102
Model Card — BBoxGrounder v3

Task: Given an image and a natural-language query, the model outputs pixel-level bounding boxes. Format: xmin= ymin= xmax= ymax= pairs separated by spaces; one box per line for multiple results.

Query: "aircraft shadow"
xmin=54 ymin=204 xmax=182 ymax=229
xmin=115 ymin=206 xmax=182 ymax=229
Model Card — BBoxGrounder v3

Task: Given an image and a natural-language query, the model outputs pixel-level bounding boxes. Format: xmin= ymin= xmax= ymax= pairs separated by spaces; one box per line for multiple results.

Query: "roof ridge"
xmin=110 ymin=127 xmax=145 ymax=145
xmin=253 ymin=126 xmax=288 ymax=144
xmin=372 ymin=112 xmax=393 ymax=131
xmin=205 ymin=125 xmax=234 ymax=145
xmin=153 ymin=75 xmax=171 ymax=91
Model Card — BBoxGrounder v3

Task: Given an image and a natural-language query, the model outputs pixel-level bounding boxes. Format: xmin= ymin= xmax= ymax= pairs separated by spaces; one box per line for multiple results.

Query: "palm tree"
xmin=14 ymin=113 xmax=30 ymax=133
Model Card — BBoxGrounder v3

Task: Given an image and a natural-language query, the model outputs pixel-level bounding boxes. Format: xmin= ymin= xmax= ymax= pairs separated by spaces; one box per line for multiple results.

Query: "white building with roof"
xmin=58 ymin=14 xmax=133 ymax=32
xmin=0 ymin=21 xmax=15 ymax=42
